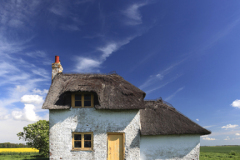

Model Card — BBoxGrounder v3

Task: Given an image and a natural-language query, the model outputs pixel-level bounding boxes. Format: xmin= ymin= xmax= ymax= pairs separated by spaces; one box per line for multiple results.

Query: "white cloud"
xmin=224 ymin=136 xmax=230 ymax=140
xmin=32 ymin=89 xmax=48 ymax=95
xmin=0 ymin=1 xmax=40 ymax=30
xmin=122 ymin=3 xmax=147 ymax=26
xmin=203 ymin=125 xmax=215 ymax=129
xmin=25 ymin=51 xmax=46 ymax=58
xmin=139 ymin=60 xmax=184 ymax=91
xmin=139 ymin=74 xmax=164 ymax=90
xmin=165 ymin=87 xmax=184 ymax=101
xmin=231 ymin=99 xmax=240 ymax=108
xmin=196 ymin=119 xmax=199 ymax=121
xmin=202 ymin=135 xmax=216 ymax=141
xmin=144 ymin=74 xmax=182 ymax=94
xmin=23 ymin=104 xmax=41 ymax=121
xmin=16 ymin=85 xmax=28 ymax=93
xmin=98 ymin=43 xmax=118 ymax=60
xmin=0 ymin=114 xmax=10 ymax=120
xmin=236 ymin=133 xmax=240 ymax=136
xmin=0 ymin=62 xmax=19 ymax=76
xmin=222 ymin=124 xmax=238 ymax=130
xmin=74 ymin=57 xmax=102 ymax=73
xmin=12 ymin=104 xmax=41 ymax=122
xmin=12 ymin=110 xmax=23 ymax=120
xmin=74 ymin=36 xmax=137 ymax=73
xmin=21 ymin=95 xmax=44 ymax=105
xmin=32 ymin=68 xmax=49 ymax=79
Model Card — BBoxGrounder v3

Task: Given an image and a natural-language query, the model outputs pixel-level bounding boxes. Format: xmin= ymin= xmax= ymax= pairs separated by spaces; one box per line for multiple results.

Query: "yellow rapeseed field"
xmin=0 ymin=148 xmax=39 ymax=153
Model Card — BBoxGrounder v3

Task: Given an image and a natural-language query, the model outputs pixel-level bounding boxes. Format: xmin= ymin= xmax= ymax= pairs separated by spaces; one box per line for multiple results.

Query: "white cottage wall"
xmin=140 ymin=135 xmax=200 ymax=160
xmin=49 ymin=108 xmax=140 ymax=160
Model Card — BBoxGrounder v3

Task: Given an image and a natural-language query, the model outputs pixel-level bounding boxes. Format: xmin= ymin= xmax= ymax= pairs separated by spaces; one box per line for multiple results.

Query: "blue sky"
xmin=0 ymin=0 xmax=240 ymax=146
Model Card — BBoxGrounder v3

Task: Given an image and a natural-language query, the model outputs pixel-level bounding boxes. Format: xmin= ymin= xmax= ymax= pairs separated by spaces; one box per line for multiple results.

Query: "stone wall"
xmin=49 ymin=108 xmax=140 ymax=160
xmin=140 ymin=135 xmax=200 ymax=160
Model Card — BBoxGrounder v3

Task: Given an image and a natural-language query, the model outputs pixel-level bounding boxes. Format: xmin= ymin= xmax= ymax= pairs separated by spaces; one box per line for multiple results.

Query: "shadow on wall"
xmin=140 ymin=135 xmax=200 ymax=160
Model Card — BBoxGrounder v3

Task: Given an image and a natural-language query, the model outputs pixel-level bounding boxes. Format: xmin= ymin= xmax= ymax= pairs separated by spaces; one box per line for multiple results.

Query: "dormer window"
xmin=71 ymin=93 xmax=94 ymax=107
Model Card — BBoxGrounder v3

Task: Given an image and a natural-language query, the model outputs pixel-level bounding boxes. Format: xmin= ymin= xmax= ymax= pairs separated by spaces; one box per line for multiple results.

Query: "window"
xmin=71 ymin=93 xmax=94 ymax=107
xmin=72 ymin=132 xmax=93 ymax=150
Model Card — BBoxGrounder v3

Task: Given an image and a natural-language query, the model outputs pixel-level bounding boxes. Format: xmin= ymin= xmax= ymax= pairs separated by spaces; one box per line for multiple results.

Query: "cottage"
xmin=42 ymin=56 xmax=210 ymax=160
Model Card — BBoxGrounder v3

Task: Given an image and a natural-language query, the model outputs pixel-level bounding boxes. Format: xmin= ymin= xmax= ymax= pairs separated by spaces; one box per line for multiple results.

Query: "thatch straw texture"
xmin=140 ymin=99 xmax=211 ymax=135
xmin=42 ymin=73 xmax=146 ymax=110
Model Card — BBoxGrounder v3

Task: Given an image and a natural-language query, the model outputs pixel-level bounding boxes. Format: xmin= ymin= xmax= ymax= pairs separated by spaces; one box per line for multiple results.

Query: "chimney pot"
xmin=55 ymin=56 xmax=60 ymax=63
xmin=52 ymin=55 xmax=63 ymax=81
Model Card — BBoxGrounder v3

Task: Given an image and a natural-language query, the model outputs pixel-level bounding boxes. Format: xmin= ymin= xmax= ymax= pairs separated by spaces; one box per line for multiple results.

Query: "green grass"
xmin=200 ymin=146 xmax=240 ymax=160
xmin=0 ymin=153 xmax=48 ymax=160
xmin=0 ymin=145 xmax=239 ymax=159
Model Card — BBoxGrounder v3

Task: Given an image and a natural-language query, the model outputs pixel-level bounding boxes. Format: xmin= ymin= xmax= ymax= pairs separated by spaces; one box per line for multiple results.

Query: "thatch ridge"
xmin=42 ymin=73 xmax=146 ymax=110
xmin=140 ymin=99 xmax=211 ymax=135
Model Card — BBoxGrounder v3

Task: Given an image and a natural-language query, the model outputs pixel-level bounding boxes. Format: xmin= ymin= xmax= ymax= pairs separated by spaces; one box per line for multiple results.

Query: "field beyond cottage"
xmin=0 ymin=148 xmax=48 ymax=160
xmin=0 ymin=146 xmax=239 ymax=159
xmin=200 ymin=146 xmax=240 ymax=160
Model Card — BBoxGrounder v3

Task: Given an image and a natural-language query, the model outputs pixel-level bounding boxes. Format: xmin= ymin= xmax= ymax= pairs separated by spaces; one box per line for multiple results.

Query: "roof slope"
xmin=42 ymin=73 xmax=146 ymax=110
xmin=140 ymin=99 xmax=211 ymax=136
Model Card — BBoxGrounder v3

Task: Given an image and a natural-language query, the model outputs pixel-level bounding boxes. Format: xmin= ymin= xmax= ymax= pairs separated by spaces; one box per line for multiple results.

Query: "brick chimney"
xmin=52 ymin=56 xmax=63 ymax=80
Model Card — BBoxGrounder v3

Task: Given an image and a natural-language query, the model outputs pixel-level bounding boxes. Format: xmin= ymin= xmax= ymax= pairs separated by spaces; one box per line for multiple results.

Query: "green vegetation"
xmin=0 ymin=152 xmax=48 ymax=160
xmin=200 ymin=146 xmax=240 ymax=160
xmin=17 ymin=120 xmax=49 ymax=157
xmin=0 ymin=142 xmax=30 ymax=148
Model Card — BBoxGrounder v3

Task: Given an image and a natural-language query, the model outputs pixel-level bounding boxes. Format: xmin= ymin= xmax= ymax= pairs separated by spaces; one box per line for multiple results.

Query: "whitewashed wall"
xmin=49 ymin=108 xmax=140 ymax=160
xmin=140 ymin=135 xmax=200 ymax=160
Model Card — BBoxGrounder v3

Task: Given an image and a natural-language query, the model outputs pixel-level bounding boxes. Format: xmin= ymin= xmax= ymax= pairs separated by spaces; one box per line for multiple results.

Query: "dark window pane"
xmin=84 ymin=94 xmax=91 ymax=100
xmin=74 ymin=141 xmax=81 ymax=148
xmin=75 ymin=101 xmax=82 ymax=106
xmin=84 ymin=141 xmax=91 ymax=148
xmin=84 ymin=101 xmax=91 ymax=106
xmin=74 ymin=134 xmax=81 ymax=140
xmin=84 ymin=134 xmax=91 ymax=140
xmin=75 ymin=94 xmax=82 ymax=100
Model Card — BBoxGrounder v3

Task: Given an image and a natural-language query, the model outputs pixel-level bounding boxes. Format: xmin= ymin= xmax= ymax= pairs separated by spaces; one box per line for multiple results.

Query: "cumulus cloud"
xmin=202 ymin=135 xmax=216 ymax=140
xmin=222 ymin=124 xmax=238 ymax=130
xmin=196 ymin=119 xmax=199 ymax=121
xmin=224 ymin=136 xmax=230 ymax=140
xmin=21 ymin=95 xmax=44 ymax=105
xmin=12 ymin=104 xmax=41 ymax=122
xmin=236 ymin=133 xmax=240 ymax=136
xmin=231 ymin=99 xmax=240 ymax=108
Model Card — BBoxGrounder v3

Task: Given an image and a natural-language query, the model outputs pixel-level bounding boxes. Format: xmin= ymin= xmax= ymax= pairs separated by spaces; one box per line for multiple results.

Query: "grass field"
xmin=200 ymin=146 xmax=240 ymax=160
xmin=0 ymin=146 xmax=239 ymax=159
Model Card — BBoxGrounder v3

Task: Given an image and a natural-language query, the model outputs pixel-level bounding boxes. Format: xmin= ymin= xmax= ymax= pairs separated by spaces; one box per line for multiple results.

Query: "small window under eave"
xmin=71 ymin=92 xmax=99 ymax=108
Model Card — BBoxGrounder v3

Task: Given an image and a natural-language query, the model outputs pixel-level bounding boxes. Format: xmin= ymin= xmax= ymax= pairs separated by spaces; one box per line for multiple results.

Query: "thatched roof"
xmin=140 ymin=99 xmax=211 ymax=135
xmin=42 ymin=73 xmax=146 ymax=110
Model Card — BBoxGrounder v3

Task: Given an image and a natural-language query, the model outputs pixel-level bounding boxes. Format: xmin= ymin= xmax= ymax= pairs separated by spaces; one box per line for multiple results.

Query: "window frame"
xmin=71 ymin=92 xmax=94 ymax=108
xmin=72 ymin=132 xmax=93 ymax=151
